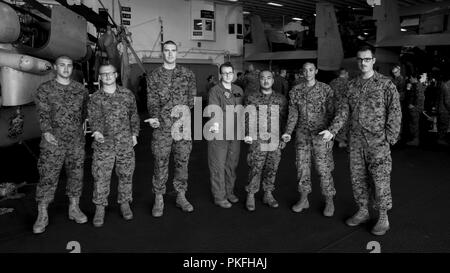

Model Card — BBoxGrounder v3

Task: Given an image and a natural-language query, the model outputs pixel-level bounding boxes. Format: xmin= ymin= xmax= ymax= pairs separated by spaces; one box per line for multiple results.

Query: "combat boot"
xmin=323 ymin=196 xmax=335 ymax=217
xmin=214 ymin=199 xmax=232 ymax=208
xmin=345 ymin=207 xmax=370 ymax=226
xmin=406 ymin=138 xmax=419 ymax=146
xmin=176 ymin=191 xmax=194 ymax=212
xmin=246 ymin=193 xmax=255 ymax=211
xmin=292 ymin=192 xmax=309 ymax=213
xmin=68 ymin=197 xmax=87 ymax=224
xmin=93 ymin=205 xmax=105 ymax=227
xmin=152 ymin=194 xmax=164 ymax=217
xmin=262 ymin=191 xmax=279 ymax=208
xmin=33 ymin=203 xmax=48 ymax=234
xmin=371 ymin=210 xmax=390 ymax=236
xmin=226 ymin=194 xmax=239 ymax=204
xmin=120 ymin=202 xmax=133 ymax=220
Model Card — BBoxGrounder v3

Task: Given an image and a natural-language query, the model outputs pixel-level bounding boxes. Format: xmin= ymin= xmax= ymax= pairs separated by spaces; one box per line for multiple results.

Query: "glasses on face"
xmin=221 ymin=72 xmax=234 ymax=76
xmin=100 ymin=72 xmax=115 ymax=78
xmin=356 ymin=57 xmax=374 ymax=63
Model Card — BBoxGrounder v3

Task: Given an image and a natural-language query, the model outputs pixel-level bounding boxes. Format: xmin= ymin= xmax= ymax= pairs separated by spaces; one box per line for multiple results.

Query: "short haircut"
xmin=259 ymin=70 xmax=274 ymax=78
xmin=207 ymin=75 xmax=214 ymax=81
xmin=392 ymin=64 xmax=401 ymax=70
xmin=219 ymin=62 xmax=234 ymax=74
xmin=357 ymin=45 xmax=376 ymax=56
xmin=303 ymin=62 xmax=317 ymax=69
xmin=339 ymin=67 xmax=347 ymax=73
xmin=54 ymin=55 xmax=72 ymax=64
xmin=162 ymin=40 xmax=177 ymax=51
xmin=99 ymin=63 xmax=117 ymax=73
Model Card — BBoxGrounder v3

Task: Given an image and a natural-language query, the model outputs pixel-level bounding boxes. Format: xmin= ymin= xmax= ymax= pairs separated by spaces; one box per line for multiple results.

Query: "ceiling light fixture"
xmin=267 ymin=2 xmax=283 ymax=7
xmin=292 ymin=17 xmax=303 ymax=21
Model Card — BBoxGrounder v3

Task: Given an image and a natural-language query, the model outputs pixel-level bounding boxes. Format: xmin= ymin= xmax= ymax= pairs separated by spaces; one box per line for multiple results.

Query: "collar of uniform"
xmin=218 ymin=82 xmax=239 ymax=95
xmin=100 ymin=85 xmax=124 ymax=96
xmin=357 ymin=71 xmax=382 ymax=83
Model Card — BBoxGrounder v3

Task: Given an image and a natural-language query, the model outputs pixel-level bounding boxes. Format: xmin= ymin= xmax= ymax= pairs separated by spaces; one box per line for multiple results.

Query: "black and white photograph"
xmin=0 ymin=0 xmax=449 ymax=266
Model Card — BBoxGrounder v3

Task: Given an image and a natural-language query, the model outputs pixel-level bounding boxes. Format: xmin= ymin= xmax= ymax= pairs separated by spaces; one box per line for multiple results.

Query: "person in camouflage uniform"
xmin=322 ymin=45 xmax=402 ymax=236
xmin=436 ymin=79 xmax=450 ymax=146
xmin=89 ymin=64 xmax=140 ymax=227
xmin=329 ymin=68 xmax=349 ymax=148
xmin=405 ymin=73 xmax=427 ymax=146
xmin=243 ymin=64 xmax=260 ymax=98
xmin=206 ymin=62 xmax=244 ymax=209
xmin=33 ymin=56 xmax=89 ymax=234
xmin=244 ymin=70 xmax=287 ymax=211
xmin=146 ymin=40 xmax=197 ymax=217
xmin=281 ymin=62 xmax=337 ymax=217
xmin=391 ymin=65 xmax=407 ymax=142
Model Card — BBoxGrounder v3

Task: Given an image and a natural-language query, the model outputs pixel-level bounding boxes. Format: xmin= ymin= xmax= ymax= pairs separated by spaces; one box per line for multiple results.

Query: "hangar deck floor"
xmin=0 ymin=123 xmax=449 ymax=253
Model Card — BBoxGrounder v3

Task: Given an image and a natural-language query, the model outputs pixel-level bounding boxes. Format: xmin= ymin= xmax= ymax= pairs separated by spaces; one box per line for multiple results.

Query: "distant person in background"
xmin=243 ymin=64 xmax=260 ymax=98
xmin=206 ymin=74 xmax=218 ymax=103
xmin=436 ymin=78 xmax=450 ymax=146
xmin=234 ymin=72 xmax=245 ymax=89
xmin=329 ymin=68 xmax=349 ymax=148
xmin=405 ymin=72 xmax=426 ymax=146
xmin=273 ymin=69 xmax=289 ymax=98
xmin=391 ymin=65 xmax=407 ymax=142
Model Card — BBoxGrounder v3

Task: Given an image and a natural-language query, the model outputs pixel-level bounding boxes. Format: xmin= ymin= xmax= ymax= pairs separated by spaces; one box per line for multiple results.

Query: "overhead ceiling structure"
xmin=216 ymin=0 xmax=447 ymax=27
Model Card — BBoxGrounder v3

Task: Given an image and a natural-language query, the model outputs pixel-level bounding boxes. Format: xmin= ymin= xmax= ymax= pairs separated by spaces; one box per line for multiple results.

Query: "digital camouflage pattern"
xmin=329 ymin=77 xmax=349 ymax=144
xmin=328 ymin=71 xmax=402 ymax=211
xmin=245 ymin=91 xmax=287 ymax=194
xmin=147 ymin=65 xmax=197 ymax=194
xmin=89 ymin=86 xmax=140 ymax=206
xmin=34 ymin=79 xmax=89 ymax=203
xmin=407 ymin=82 xmax=426 ymax=140
xmin=285 ymin=81 xmax=336 ymax=196
xmin=392 ymin=75 xmax=406 ymax=102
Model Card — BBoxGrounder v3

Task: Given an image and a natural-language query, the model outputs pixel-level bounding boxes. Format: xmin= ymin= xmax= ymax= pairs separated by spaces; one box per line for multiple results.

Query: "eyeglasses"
xmin=356 ymin=57 xmax=374 ymax=63
xmin=100 ymin=72 xmax=116 ymax=77
xmin=221 ymin=72 xmax=234 ymax=76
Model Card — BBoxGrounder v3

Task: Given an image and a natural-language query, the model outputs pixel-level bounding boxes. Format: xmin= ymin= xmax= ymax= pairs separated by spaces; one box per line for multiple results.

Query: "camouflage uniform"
xmin=245 ymin=91 xmax=287 ymax=194
xmin=392 ymin=75 xmax=407 ymax=139
xmin=329 ymin=77 xmax=349 ymax=145
xmin=437 ymin=80 xmax=450 ymax=141
xmin=243 ymin=71 xmax=260 ymax=98
xmin=328 ymin=71 xmax=401 ymax=211
xmin=285 ymin=81 xmax=336 ymax=197
xmin=147 ymin=65 xmax=197 ymax=195
xmin=407 ymin=82 xmax=426 ymax=140
xmin=34 ymin=79 xmax=89 ymax=204
xmin=207 ymin=83 xmax=244 ymax=201
xmin=89 ymin=86 xmax=140 ymax=206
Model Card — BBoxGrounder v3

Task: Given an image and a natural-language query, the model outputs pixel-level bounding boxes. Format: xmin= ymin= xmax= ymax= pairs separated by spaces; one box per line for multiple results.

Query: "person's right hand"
xmin=44 ymin=132 xmax=58 ymax=146
xmin=144 ymin=118 xmax=160 ymax=128
xmin=281 ymin=134 xmax=291 ymax=143
xmin=244 ymin=136 xmax=253 ymax=144
xmin=92 ymin=131 xmax=105 ymax=143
